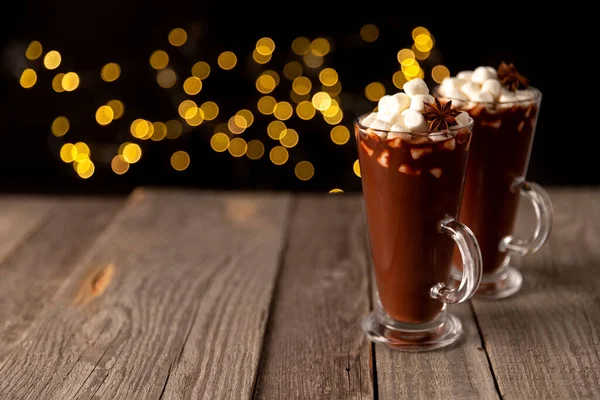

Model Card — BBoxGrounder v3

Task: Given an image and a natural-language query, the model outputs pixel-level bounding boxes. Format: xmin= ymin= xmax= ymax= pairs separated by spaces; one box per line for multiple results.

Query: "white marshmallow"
xmin=402 ymin=109 xmax=428 ymax=132
xmin=389 ymin=123 xmax=409 ymax=133
xmin=457 ymin=71 xmax=473 ymax=80
xmin=392 ymin=92 xmax=411 ymax=111
xmin=481 ymin=79 xmax=502 ymax=99
xmin=461 ymin=81 xmax=481 ymax=100
xmin=455 ymin=111 xmax=471 ymax=127
xmin=472 ymin=66 xmax=498 ymax=84
xmin=378 ymin=95 xmax=404 ymax=115
xmin=403 ymin=78 xmax=429 ymax=97
xmin=515 ymin=90 xmax=535 ymax=101
xmin=440 ymin=87 xmax=468 ymax=102
xmin=409 ymin=94 xmax=435 ymax=112
xmin=361 ymin=112 xmax=378 ymax=127
xmin=498 ymin=91 xmax=517 ymax=104
xmin=440 ymin=77 xmax=466 ymax=92
xmin=378 ymin=112 xmax=404 ymax=126
xmin=473 ymin=91 xmax=494 ymax=103
xmin=368 ymin=119 xmax=391 ymax=133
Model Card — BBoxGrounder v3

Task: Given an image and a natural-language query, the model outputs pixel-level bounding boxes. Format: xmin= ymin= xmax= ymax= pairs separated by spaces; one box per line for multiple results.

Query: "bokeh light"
xmin=185 ymin=108 xmax=204 ymax=126
xmin=292 ymin=76 xmax=312 ymax=95
xmin=322 ymin=99 xmax=340 ymax=117
xmin=312 ymin=92 xmax=332 ymax=110
xmin=218 ymin=51 xmax=237 ymax=70
xmin=101 ymin=63 xmax=121 ymax=82
xmin=311 ymin=38 xmax=330 ymax=56
xmin=178 ymin=100 xmax=197 ymax=119
xmin=323 ymin=81 xmax=342 ymax=96
xmin=157 ymin=68 xmax=177 ymax=88
xmin=303 ymin=53 xmax=323 ymax=68
xmin=324 ymin=109 xmax=343 ymax=125
xmin=107 ymin=100 xmax=124 ymax=119
xmin=264 ymin=70 xmax=280 ymax=85
xmin=412 ymin=45 xmax=430 ymax=61
xmin=236 ymin=109 xmax=254 ymax=127
xmin=183 ymin=76 xmax=202 ymax=95
xmin=365 ymin=82 xmax=385 ymax=101
xmin=60 ymin=143 xmax=76 ymax=163
xmin=246 ymin=140 xmax=264 ymax=160
xmin=295 ymin=161 xmax=314 ymax=181
xmin=150 ymin=50 xmax=169 ymax=70
xmin=252 ymin=49 xmax=272 ymax=64
xmin=171 ymin=151 xmax=190 ymax=170
xmin=296 ymin=101 xmax=316 ymax=120
xmin=52 ymin=73 xmax=65 ymax=92
xmin=414 ymin=33 xmax=434 ymax=52
xmin=130 ymin=119 xmax=151 ymax=139
xmin=397 ymin=48 xmax=415 ymax=65
xmin=329 ymin=189 xmax=344 ymax=193
xmin=43 ymin=50 xmax=61 ymax=70
xmin=74 ymin=142 xmax=90 ymax=162
xmin=319 ymin=68 xmax=338 ymax=86
xmin=122 ymin=143 xmax=142 ymax=163
xmin=151 ymin=122 xmax=167 ymax=141
xmin=168 ymin=28 xmax=188 ymax=47
xmin=20 ymin=69 xmax=37 ymax=89
xmin=432 ymin=65 xmax=450 ymax=83
xmin=256 ymin=74 xmax=276 ymax=94
xmin=62 ymin=72 xmax=80 ymax=91
xmin=353 ymin=159 xmax=361 ymax=177
xmin=95 ymin=105 xmax=114 ymax=126
xmin=25 ymin=41 xmax=42 ymax=60
xmin=360 ymin=24 xmax=379 ymax=42
xmin=191 ymin=61 xmax=210 ymax=79
xmin=228 ymin=138 xmax=247 ymax=157
xmin=166 ymin=120 xmax=182 ymax=139
xmin=267 ymin=121 xmax=287 ymax=140
xmin=283 ymin=61 xmax=303 ymax=80
xmin=412 ymin=26 xmax=430 ymax=40
xmin=279 ymin=128 xmax=299 ymax=148
xmin=290 ymin=90 xmax=310 ymax=104
xmin=392 ymin=71 xmax=407 ymax=89
xmin=211 ymin=132 xmax=230 ymax=152
xmin=228 ymin=115 xmax=246 ymax=134
xmin=111 ymin=155 xmax=129 ymax=175
xmin=51 ymin=116 xmax=69 ymax=137
xmin=292 ymin=37 xmax=311 ymax=55
xmin=75 ymin=159 xmax=94 ymax=179
xmin=269 ymin=146 xmax=289 ymax=165
xmin=274 ymin=101 xmax=293 ymax=120
xmin=258 ymin=96 xmax=277 ymax=115
xmin=200 ymin=101 xmax=219 ymax=120
xmin=330 ymin=125 xmax=350 ymax=145
xmin=256 ymin=37 xmax=275 ymax=55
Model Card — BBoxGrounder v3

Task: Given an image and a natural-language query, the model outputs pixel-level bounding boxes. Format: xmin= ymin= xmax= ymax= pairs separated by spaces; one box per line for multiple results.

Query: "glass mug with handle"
xmin=355 ymin=110 xmax=482 ymax=351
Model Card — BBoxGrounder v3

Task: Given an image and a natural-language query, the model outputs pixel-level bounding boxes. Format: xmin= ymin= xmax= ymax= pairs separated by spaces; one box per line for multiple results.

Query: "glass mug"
xmin=355 ymin=116 xmax=482 ymax=351
xmin=438 ymin=88 xmax=553 ymax=298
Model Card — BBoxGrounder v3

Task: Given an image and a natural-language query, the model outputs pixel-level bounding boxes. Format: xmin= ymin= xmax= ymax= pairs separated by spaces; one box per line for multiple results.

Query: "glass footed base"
xmin=363 ymin=311 xmax=463 ymax=352
xmin=452 ymin=265 xmax=522 ymax=299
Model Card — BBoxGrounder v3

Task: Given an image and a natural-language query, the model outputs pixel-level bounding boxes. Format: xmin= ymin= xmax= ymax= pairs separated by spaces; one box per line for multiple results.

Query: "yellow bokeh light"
xmin=324 ymin=109 xmax=343 ymax=125
xmin=295 ymin=161 xmax=314 ymax=181
xmin=157 ymin=68 xmax=177 ymax=88
xmin=412 ymin=45 xmax=430 ymax=61
xmin=168 ymin=28 xmax=188 ymax=47
xmin=74 ymin=142 xmax=90 ymax=162
xmin=322 ymin=99 xmax=340 ymax=117
xmin=290 ymin=90 xmax=309 ymax=104
xmin=236 ymin=109 xmax=254 ymax=127
xmin=303 ymin=53 xmax=323 ymax=68
xmin=228 ymin=115 xmax=246 ymax=134
xmin=141 ymin=121 xmax=154 ymax=140
xmin=151 ymin=122 xmax=167 ymax=141
xmin=218 ymin=51 xmax=237 ymax=70
xmin=60 ymin=143 xmax=77 ymax=163
xmin=166 ymin=120 xmax=182 ymax=139
xmin=353 ymin=159 xmax=361 ymax=177
xmin=296 ymin=101 xmax=315 ymax=120
xmin=414 ymin=33 xmax=434 ymax=52
xmin=292 ymin=76 xmax=312 ymax=95
xmin=25 ymin=41 xmax=42 ymax=60
xmin=62 ymin=72 xmax=80 ymax=91
xmin=311 ymin=38 xmax=330 ymax=56
xmin=256 ymin=74 xmax=276 ymax=94
xmin=122 ymin=143 xmax=142 ymax=163
xmin=392 ymin=71 xmax=407 ymax=89
xmin=107 ymin=100 xmax=124 ymax=119
xmin=52 ymin=73 xmax=64 ymax=92
xmin=267 ymin=121 xmax=287 ymax=140
xmin=178 ymin=100 xmax=197 ymax=119
xmin=360 ymin=24 xmax=379 ymax=42
xmin=101 ymin=63 xmax=121 ymax=82
xmin=312 ymin=92 xmax=332 ymax=111
xmin=283 ymin=61 xmax=303 ymax=80
xmin=185 ymin=108 xmax=204 ymax=126
xmin=43 ymin=50 xmax=61 ymax=70
xmin=329 ymin=189 xmax=344 ymax=193
xmin=270 ymin=146 xmax=289 ymax=165
xmin=228 ymin=138 xmax=247 ymax=157
xmin=292 ymin=37 xmax=311 ymax=55
xmin=111 ymin=155 xmax=129 ymax=175
xmin=365 ymin=82 xmax=385 ymax=101
xmin=200 ymin=101 xmax=219 ymax=120
xmin=51 ymin=116 xmax=69 ymax=137
xmin=405 ymin=68 xmax=425 ymax=81
xmin=330 ymin=125 xmax=350 ymax=145
xmin=258 ymin=96 xmax=277 ymax=115
xmin=130 ymin=118 xmax=150 ymax=138
xmin=252 ymin=49 xmax=272 ymax=64
xmin=432 ymin=65 xmax=450 ymax=83
xmin=280 ymin=128 xmax=299 ymax=148
xmin=319 ymin=68 xmax=338 ymax=86
xmin=246 ymin=140 xmax=264 ymax=160
xmin=211 ymin=132 xmax=230 ymax=152
xmin=412 ymin=26 xmax=430 ymax=40
xmin=76 ymin=159 xmax=94 ymax=179
xmin=402 ymin=59 xmax=420 ymax=77
xmin=183 ymin=76 xmax=202 ymax=95
xmin=95 ymin=105 xmax=114 ymax=126
xmin=20 ymin=69 xmax=37 ymax=89
xmin=256 ymin=37 xmax=275 ymax=55
xmin=264 ymin=70 xmax=280 ymax=86
xmin=171 ymin=150 xmax=190 ymax=171
xmin=150 ymin=50 xmax=169 ymax=70
xmin=274 ymin=101 xmax=293 ymax=121
xmin=397 ymin=49 xmax=416 ymax=65
xmin=191 ymin=61 xmax=210 ymax=79
xmin=323 ymin=81 xmax=342 ymax=96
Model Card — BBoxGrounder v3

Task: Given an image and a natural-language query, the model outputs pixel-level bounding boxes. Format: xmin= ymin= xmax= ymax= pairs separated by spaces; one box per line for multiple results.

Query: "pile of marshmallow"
xmin=360 ymin=78 xmax=470 ymax=139
xmin=439 ymin=66 xmax=534 ymax=105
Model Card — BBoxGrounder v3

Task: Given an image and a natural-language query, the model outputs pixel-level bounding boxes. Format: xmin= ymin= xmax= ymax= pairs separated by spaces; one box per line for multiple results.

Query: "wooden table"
xmin=0 ymin=188 xmax=598 ymax=399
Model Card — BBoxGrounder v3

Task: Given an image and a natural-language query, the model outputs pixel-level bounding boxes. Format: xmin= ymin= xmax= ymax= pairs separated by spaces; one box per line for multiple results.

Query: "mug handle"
xmin=431 ymin=216 xmax=483 ymax=304
xmin=499 ymin=179 xmax=553 ymax=256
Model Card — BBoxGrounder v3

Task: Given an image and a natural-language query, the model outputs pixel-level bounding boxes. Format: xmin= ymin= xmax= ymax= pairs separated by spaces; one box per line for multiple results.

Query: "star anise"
xmin=497 ymin=62 xmax=529 ymax=92
xmin=423 ymin=98 xmax=461 ymax=132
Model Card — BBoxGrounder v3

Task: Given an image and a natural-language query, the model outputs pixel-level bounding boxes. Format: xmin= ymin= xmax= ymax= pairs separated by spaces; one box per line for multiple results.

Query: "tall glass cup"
xmin=355 ymin=116 xmax=482 ymax=351
xmin=438 ymin=88 xmax=553 ymax=298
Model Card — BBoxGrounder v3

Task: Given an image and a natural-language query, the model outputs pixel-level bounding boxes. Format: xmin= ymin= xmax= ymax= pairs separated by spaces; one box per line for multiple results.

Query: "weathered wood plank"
xmin=0 ymin=189 xmax=290 ymax=400
xmin=472 ymin=189 xmax=600 ymax=400
xmin=0 ymin=198 xmax=123 ymax=367
xmin=254 ymin=196 xmax=373 ymax=399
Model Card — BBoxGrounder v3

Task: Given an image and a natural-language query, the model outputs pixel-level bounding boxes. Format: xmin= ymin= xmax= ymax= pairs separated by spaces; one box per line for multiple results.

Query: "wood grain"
xmin=0 ymin=190 xmax=290 ymax=400
xmin=473 ymin=189 xmax=600 ymax=399
xmin=0 ymin=198 xmax=122 ymax=367
xmin=254 ymin=195 xmax=373 ymax=399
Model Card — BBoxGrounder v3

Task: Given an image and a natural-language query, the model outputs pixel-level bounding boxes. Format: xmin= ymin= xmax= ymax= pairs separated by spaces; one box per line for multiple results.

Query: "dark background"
xmin=0 ymin=5 xmax=593 ymax=194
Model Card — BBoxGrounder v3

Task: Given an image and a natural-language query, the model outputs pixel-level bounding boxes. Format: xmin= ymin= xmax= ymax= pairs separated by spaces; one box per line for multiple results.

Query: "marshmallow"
xmin=440 ymin=87 xmax=468 ymax=102
xmin=378 ymin=111 xmax=405 ymax=126
xmin=461 ymin=81 xmax=481 ymax=101
xmin=392 ymin=93 xmax=411 ymax=111
xmin=440 ymin=77 xmax=466 ymax=92
xmin=403 ymin=78 xmax=429 ymax=97
xmin=378 ymin=95 xmax=406 ymax=116
xmin=409 ymin=94 xmax=435 ymax=112
xmin=368 ymin=119 xmax=391 ymax=133
xmin=389 ymin=122 xmax=409 ymax=134
xmin=481 ymin=79 xmax=501 ymax=99
xmin=402 ymin=109 xmax=428 ymax=132
xmin=498 ymin=91 xmax=517 ymax=104
xmin=457 ymin=71 xmax=473 ymax=80
xmin=455 ymin=111 xmax=471 ymax=127
xmin=472 ymin=66 xmax=498 ymax=84
xmin=473 ymin=91 xmax=494 ymax=103
xmin=515 ymin=90 xmax=535 ymax=101
xmin=361 ymin=112 xmax=378 ymax=127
